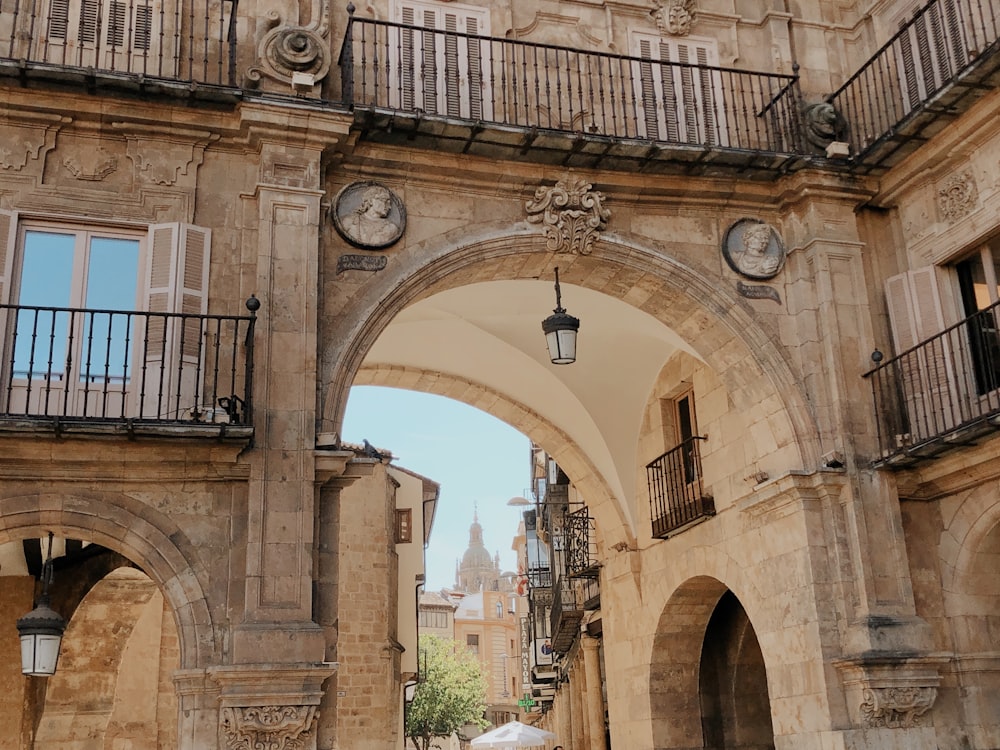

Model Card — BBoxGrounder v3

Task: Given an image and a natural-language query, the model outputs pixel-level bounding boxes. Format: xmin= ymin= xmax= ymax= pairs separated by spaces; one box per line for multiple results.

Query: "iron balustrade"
xmin=549 ymin=574 xmax=584 ymax=654
xmin=826 ymin=0 xmax=1000 ymax=159
xmin=0 ymin=0 xmax=239 ymax=86
xmin=0 ymin=302 xmax=256 ymax=424
xmin=865 ymin=299 xmax=1000 ymax=463
xmin=564 ymin=506 xmax=599 ymax=579
xmin=646 ymin=436 xmax=714 ymax=539
xmin=339 ymin=12 xmax=804 ymax=154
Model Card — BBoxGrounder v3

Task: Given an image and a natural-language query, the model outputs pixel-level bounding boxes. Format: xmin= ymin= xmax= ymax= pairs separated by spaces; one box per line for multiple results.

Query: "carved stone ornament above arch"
xmin=525 ymin=176 xmax=610 ymax=255
xmin=246 ymin=0 xmax=331 ymax=89
xmin=937 ymin=169 xmax=978 ymax=224
xmin=221 ymin=705 xmax=318 ymax=750
xmin=652 ymin=0 xmax=697 ymax=36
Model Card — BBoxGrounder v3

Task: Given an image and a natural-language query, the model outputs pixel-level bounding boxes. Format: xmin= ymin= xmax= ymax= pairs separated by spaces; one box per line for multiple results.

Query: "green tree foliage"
xmin=405 ymin=634 xmax=489 ymax=750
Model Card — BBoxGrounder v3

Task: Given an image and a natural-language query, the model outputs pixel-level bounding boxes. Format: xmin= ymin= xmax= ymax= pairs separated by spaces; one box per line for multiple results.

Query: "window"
xmin=395 ymin=508 xmax=413 ymax=543
xmin=466 ymin=633 xmax=479 ymax=654
xmin=0 ymin=213 xmax=210 ymax=419
xmin=390 ymin=0 xmax=490 ymax=120
xmin=632 ymin=33 xmax=727 ymax=146
xmin=419 ymin=610 xmax=449 ymax=628
xmin=495 ymin=601 xmax=503 ymax=619
xmin=39 ymin=0 xmax=174 ymax=75
xmin=955 ymin=244 xmax=1000 ymax=394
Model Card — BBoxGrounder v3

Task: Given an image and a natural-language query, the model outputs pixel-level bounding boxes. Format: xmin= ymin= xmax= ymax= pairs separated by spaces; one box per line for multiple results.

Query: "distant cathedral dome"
xmin=455 ymin=511 xmax=506 ymax=593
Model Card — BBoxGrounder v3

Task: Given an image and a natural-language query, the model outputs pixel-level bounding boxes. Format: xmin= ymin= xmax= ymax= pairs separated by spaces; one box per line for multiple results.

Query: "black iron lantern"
xmin=541 ymin=267 xmax=580 ymax=365
xmin=17 ymin=533 xmax=66 ymax=676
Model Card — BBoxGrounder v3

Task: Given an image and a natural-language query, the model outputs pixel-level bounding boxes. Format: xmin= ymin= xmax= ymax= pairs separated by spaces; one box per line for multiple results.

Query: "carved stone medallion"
xmin=860 ymin=686 xmax=936 ymax=728
xmin=723 ymin=219 xmax=786 ymax=280
xmin=652 ymin=0 xmax=696 ymax=35
xmin=525 ymin=177 xmax=610 ymax=255
xmin=938 ymin=170 xmax=978 ymax=223
xmin=333 ymin=182 xmax=406 ymax=249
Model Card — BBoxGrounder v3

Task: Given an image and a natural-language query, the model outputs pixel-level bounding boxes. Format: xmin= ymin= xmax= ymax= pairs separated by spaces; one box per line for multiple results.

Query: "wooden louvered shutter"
xmin=884 ymin=267 xmax=958 ymax=444
xmin=46 ymin=0 xmax=70 ymax=41
xmin=0 ymin=210 xmax=16 ymax=307
xmin=140 ymin=223 xmax=210 ymax=419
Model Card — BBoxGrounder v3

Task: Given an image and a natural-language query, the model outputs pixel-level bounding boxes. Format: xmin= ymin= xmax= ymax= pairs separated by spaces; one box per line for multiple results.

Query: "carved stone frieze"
xmin=652 ymin=0 xmax=696 ymax=36
xmin=222 ymin=705 xmax=318 ymax=750
xmin=121 ymin=128 xmax=218 ymax=187
xmin=525 ymin=177 xmax=610 ymax=255
xmin=0 ymin=119 xmax=64 ymax=177
xmin=860 ymin=686 xmax=936 ymax=728
xmin=63 ymin=149 xmax=119 ymax=181
xmin=937 ymin=170 xmax=978 ymax=223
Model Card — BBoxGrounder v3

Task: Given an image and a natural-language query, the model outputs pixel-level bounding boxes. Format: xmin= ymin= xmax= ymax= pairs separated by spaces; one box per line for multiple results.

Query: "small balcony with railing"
xmin=647 ymin=436 xmax=714 ymax=539
xmin=0 ymin=299 xmax=257 ymax=438
xmin=826 ymin=0 xmax=1000 ymax=170
xmin=866 ymin=299 xmax=1000 ymax=467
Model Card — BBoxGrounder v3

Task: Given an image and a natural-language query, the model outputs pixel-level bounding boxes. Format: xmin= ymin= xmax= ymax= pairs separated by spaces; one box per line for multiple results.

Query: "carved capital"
xmin=937 ymin=169 xmax=978 ymax=223
xmin=860 ymin=686 xmax=936 ymax=728
xmin=222 ymin=705 xmax=318 ymax=750
xmin=525 ymin=177 xmax=610 ymax=255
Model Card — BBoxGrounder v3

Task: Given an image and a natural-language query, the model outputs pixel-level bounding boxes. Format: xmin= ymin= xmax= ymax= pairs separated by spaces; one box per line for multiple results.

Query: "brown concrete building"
xmin=1 ymin=0 xmax=1000 ymax=748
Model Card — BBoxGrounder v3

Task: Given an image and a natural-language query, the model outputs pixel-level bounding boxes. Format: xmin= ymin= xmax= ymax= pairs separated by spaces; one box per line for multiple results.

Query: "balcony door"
xmin=37 ymin=0 xmax=176 ymax=76
xmin=390 ymin=0 xmax=490 ymax=120
xmin=956 ymin=244 xmax=1000 ymax=395
xmin=631 ymin=33 xmax=728 ymax=146
xmin=7 ymin=223 xmax=143 ymax=418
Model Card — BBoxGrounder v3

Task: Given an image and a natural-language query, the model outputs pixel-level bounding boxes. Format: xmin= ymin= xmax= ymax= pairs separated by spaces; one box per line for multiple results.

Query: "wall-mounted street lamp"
xmin=541 ymin=268 xmax=580 ymax=365
xmin=17 ymin=533 xmax=66 ymax=676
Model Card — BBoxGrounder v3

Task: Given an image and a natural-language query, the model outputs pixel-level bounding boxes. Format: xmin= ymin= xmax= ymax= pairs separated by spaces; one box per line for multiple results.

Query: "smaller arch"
xmin=649 ymin=576 xmax=775 ymax=750
xmin=0 ymin=492 xmax=217 ymax=669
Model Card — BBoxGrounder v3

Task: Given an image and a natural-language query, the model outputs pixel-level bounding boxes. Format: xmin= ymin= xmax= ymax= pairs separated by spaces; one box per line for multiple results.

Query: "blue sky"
xmin=342 ymin=385 xmax=531 ymax=590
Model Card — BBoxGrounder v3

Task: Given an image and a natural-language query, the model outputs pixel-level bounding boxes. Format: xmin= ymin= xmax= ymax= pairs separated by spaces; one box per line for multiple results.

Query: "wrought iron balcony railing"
xmin=647 ymin=436 xmax=714 ymax=539
xmin=564 ymin=506 xmax=599 ymax=579
xmin=0 ymin=301 xmax=256 ymax=426
xmin=549 ymin=574 xmax=584 ymax=655
xmin=866 ymin=299 xmax=1000 ymax=466
xmin=826 ymin=0 xmax=1000 ymax=164
xmin=0 ymin=0 xmax=238 ymax=86
xmin=339 ymin=12 xmax=803 ymax=155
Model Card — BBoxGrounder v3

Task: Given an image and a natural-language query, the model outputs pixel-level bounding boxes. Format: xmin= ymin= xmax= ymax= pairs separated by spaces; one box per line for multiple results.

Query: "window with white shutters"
xmin=390 ymin=0 xmax=490 ymax=120
xmin=39 ymin=0 xmax=171 ymax=75
xmin=0 ymin=214 xmax=209 ymax=420
xmin=631 ymin=33 xmax=727 ymax=146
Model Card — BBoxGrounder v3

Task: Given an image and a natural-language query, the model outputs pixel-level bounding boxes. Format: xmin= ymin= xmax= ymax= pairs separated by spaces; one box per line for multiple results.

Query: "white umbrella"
xmin=470 ymin=720 xmax=557 ymax=749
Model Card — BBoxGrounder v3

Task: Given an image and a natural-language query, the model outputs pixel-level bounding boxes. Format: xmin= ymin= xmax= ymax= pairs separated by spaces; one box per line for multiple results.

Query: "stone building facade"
xmin=0 ymin=0 xmax=998 ymax=749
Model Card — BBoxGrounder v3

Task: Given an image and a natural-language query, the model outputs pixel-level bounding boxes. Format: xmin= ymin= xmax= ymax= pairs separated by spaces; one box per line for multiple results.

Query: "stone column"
xmin=581 ymin=636 xmax=607 ymax=750
xmin=556 ymin=680 xmax=573 ymax=750
xmin=570 ymin=664 xmax=586 ymax=750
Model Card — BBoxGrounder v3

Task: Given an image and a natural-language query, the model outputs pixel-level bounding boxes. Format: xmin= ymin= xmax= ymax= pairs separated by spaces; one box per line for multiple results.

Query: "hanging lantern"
xmin=541 ymin=267 xmax=580 ymax=365
xmin=17 ymin=533 xmax=66 ymax=676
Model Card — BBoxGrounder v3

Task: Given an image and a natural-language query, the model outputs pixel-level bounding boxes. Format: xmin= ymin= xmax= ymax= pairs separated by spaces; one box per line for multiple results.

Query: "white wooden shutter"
xmin=139 ymin=223 xmax=210 ymax=419
xmin=884 ymin=267 xmax=959 ymax=443
xmin=632 ymin=34 xmax=726 ymax=146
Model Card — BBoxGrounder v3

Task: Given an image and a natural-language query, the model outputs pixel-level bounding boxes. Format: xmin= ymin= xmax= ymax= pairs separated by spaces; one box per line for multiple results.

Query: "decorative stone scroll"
xmin=652 ymin=0 xmax=696 ymax=35
xmin=937 ymin=170 xmax=978 ymax=223
xmin=802 ymin=101 xmax=848 ymax=153
xmin=246 ymin=0 xmax=331 ymax=89
xmin=525 ymin=177 xmax=610 ymax=255
xmin=860 ymin=686 xmax=936 ymax=729
xmin=222 ymin=705 xmax=318 ymax=750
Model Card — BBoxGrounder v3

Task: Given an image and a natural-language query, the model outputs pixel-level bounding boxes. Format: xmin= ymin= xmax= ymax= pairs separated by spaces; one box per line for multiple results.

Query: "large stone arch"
xmin=323 ymin=223 xmax=820 ymax=541
xmin=0 ymin=491 xmax=217 ymax=670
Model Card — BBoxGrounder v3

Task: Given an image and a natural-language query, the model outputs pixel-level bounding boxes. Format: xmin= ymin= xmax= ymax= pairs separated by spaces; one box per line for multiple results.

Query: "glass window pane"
xmin=13 ymin=231 xmax=75 ymax=378
xmin=81 ymin=236 xmax=140 ymax=382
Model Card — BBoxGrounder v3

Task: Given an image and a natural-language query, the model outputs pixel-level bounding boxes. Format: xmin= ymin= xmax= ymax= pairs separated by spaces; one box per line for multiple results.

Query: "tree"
xmin=405 ymin=634 xmax=489 ymax=750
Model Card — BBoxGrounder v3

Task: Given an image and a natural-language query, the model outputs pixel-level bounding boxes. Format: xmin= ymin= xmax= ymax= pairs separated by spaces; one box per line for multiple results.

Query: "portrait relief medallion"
xmin=722 ymin=218 xmax=786 ymax=280
xmin=333 ymin=181 xmax=406 ymax=249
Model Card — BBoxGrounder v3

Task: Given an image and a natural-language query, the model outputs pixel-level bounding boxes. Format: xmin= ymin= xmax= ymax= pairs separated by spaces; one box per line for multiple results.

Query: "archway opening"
xmin=699 ymin=590 xmax=775 ymax=750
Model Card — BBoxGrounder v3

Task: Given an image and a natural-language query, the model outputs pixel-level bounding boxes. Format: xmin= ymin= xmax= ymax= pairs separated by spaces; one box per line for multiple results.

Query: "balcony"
xmin=564 ymin=506 xmax=599 ymax=579
xmin=647 ymin=436 xmax=714 ymax=539
xmin=827 ymin=0 xmax=1000 ymax=171
xmin=866 ymin=299 xmax=1000 ymax=467
xmin=0 ymin=0 xmax=238 ymax=92
xmin=338 ymin=12 xmax=805 ymax=176
xmin=549 ymin=574 xmax=584 ymax=655
xmin=0 ymin=302 xmax=256 ymax=437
